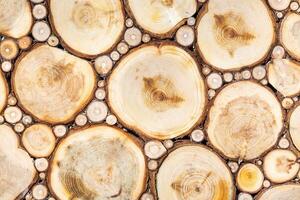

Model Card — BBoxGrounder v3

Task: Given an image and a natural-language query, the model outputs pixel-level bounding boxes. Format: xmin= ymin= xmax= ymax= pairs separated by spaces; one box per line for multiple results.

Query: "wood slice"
xmin=268 ymin=59 xmax=300 ymax=97
xmin=280 ymin=12 xmax=300 ymax=60
xmin=0 ymin=71 xmax=8 ymax=113
xmin=107 ymin=42 xmax=207 ymax=140
xmin=206 ymin=81 xmax=283 ymax=160
xmin=263 ymin=149 xmax=299 ymax=183
xmin=48 ymin=125 xmax=146 ymax=200
xmin=156 ymin=144 xmax=235 ymax=200
xmin=236 ymin=163 xmax=264 ymax=193
xmin=196 ymin=0 xmax=275 ymax=71
xmin=0 ymin=0 xmax=32 ymax=38
xmin=256 ymin=184 xmax=300 ymax=200
xmin=289 ymin=104 xmax=300 ymax=151
xmin=12 ymin=45 xmax=96 ymax=124
xmin=126 ymin=0 xmax=197 ymax=37
xmin=49 ymin=0 xmax=125 ymax=57
xmin=0 ymin=124 xmax=36 ymax=200
xmin=22 ymin=123 xmax=56 ymax=158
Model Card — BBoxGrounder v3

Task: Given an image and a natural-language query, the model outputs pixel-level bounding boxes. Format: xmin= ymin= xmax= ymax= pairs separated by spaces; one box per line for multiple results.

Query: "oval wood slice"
xmin=289 ymin=104 xmax=300 ymax=151
xmin=48 ymin=125 xmax=146 ymax=200
xmin=156 ymin=145 xmax=235 ymax=200
xmin=49 ymin=0 xmax=125 ymax=57
xmin=0 ymin=71 xmax=8 ymax=113
xmin=13 ymin=45 xmax=96 ymax=124
xmin=0 ymin=124 xmax=36 ymax=200
xmin=108 ymin=42 xmax=207 ymax=140
xmin=126 ymin=0 xmax=197 ymax=37
xmin=0 ymin=0 xmax=32 ymax=38
xmin=196 ymin=0 xmax=275 ymax=71
xmin=256 ymin=184 xmax=300 ymax=200
xmin=280 ymin=12 xmax=300 ymax=60
xmin=206 ymin=81 xmax=283 ymax=160
xmin=268 ymin=59 xmax=300 ymax=97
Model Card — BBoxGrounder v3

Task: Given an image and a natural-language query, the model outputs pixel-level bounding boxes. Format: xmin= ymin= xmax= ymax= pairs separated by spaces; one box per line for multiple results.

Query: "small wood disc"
xmin=0 ymin=39 xmax=19 ymax=60
xmin=22 ymin=123 xmax=56 ymax=158
xmin=48 ymin=125 xmax=146 ymax=200
xmin=156 ymin=145 xmax=235 ymax=200
xmin=268 ymin=59 xmax=300 ymax=97
xmin=268 ymin=0 xmax=291 ymax=11
xmin=236 ymin=163 xmax=264 ymax=193
xmin=207 ymin=81 xmax=283 ymax=160
xmin=32 ymin=21 xmax=51 ymax=42
xmin=196 ymin=0 xmax=275 ymax=71
xmin=126 ymin=0 xmax=197 ymax=37
xmin=263 ymin=149 xmax=300 ymax=183
xmin=280 ymin=12 xmax=300 ymax=60
xmin=0 ymin=0 xmax=33 ymax=38
xmin=256 ymin=184 xmax=300 ymax=200
xmin=0 ymin=124 xmax=36 ymax=200
xmin=17 ymin=36 xmax=32 ymax=50
xmin=13 ymin=45 xmax=96 ymax=124
xmin=108 ymin=42 xmax=207 ymax=139
xmin=49 ymin=0 xmax=125 ymax=57
xmin=289 ymin=104 xmax=300 ymax=151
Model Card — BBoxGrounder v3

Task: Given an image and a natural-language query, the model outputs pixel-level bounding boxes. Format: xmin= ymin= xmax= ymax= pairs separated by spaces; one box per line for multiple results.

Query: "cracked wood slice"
xmin=49 ymin=125 xmax=146 ymax=200
xmin=126 ymin=0 xmax=197 ymax=37
xmin=0 ymin=71 xmax=8 ymax=113
xmin=12 ymin=45 xmax=96 ymax=124
xmin=256 ymin=184 xmax=300 ymax=200
xmin=156 ymin=144 xmax=235 ymax=200
xmin=50 ymin=0 xmax=125 ymax=57
xmin=206 ymin=81 xmax=283 ymax=160
xmin=0 ymin=124 xmax=36 ymax=200
xmin=107 ymin=43 xmax=207 ymax=140
xmin=196 ymin=0 xmax=275 ymax=71
xmin=268 ymin=59 xmax=300 ymax=97
xmin=280 ymin=12 xmax=300 ymax=60
xmin=22 ymin=124 xmax=56 ymax=158
xmin=263 ymin=149 xmax=300 ymax=183
xmin=0 ymin=0 xmax=32 ymax=38
xmin=289 ymin=104 xmax=300 ymax=151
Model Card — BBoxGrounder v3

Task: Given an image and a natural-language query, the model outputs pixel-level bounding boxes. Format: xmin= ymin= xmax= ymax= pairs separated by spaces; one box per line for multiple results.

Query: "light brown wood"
xmin=280 ymin=12 xmax=300 ymax=60
xmin=48 ymin=125 xmax=146 ymax=200
xmin=0 ymin=71 xmax=8 ymax=113
xmin=196 ymin=0 xmax=275 ymax=71
xmin=0 ymin=124 xmax=36 ymax=200
xmin=13 ymin=45 xmax=96 ymax=124
xmin=0 ymin=39 xmax=19 ymax=60
xmin=22 ymin=123 xmax=56 ymax=158
xmin=236 ymin=163 xmax=264 ymax=193
xmin=268 ymin=59 xmax=300 ymax=97
xmin=206 ymin=81 xmax=283 ymax=160
xmin=156 ymin=144 xmax=235 ymax=200
xmin=49 ymin=0 xmax=125 ymax=57
xmin=289 ymin=104 xmax=300 ymax=151
xmin=256 ymin=184 xmax=300 ymax=200
xmin=0 ymin=0 xmax=33 ymax=38
xmin=126 ymin=0 xmax=197 ymax=37
xmin=108 ymin=42 xmax=207 ymax=140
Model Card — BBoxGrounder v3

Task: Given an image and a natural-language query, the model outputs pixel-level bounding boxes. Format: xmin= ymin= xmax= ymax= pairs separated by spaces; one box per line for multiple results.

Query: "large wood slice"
xmin=196 ymin=0 xmax=275 ymax=71
xmin=126 ymin=0 xmax=197 ymax=37
xmin=268 ymin=59 xmax=300 ymax=97
xmin=12 ymin=45 xmax=96 ymax=124
xmin=0 ymin=124 xmax=36 ymax=200
xmin=0 ymin=0 xmax=32 ymax=38
xmin=49 ymin=0 xmax=125 ymax=57
xmin=280 ymin=12 xmax=300 ymax=60
xmin=289 ymin=104 xmax=300 ymax=151
xmin=48 ymin=125 xmax=146 ymax=200
xmin=156 ymin=144 xmax=235 ymax=200
xmin=108 ymin=42 xmax=207 ymax=140
xmin=0 ymin=71 xmax=8 ymax=113
xmin=206 ymin=81 xmax=283 ymax=160
xmin=256 ymin=184 xmax=300 ymax=200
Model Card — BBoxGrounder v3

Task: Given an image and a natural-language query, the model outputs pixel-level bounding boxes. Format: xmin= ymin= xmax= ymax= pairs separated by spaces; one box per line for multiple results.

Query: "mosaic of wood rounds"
xmin=1 ymin=0 xmax=300 ymax=200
